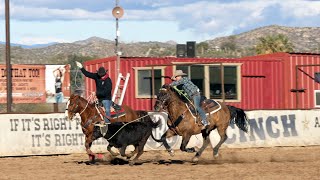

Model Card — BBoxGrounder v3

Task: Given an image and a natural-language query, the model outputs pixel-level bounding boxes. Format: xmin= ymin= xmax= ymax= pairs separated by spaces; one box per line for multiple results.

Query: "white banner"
xmin=208 ymin=110 xmax=320 ymax=148
xmin=0 ymin=110 xmax=320 ymax=156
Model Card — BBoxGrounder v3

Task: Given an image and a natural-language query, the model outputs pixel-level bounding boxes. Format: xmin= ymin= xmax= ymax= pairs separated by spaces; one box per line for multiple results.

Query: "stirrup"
xmin=99 ymin=126 xmax=108 ymax=136
xmin=95 ymin=123 xmax=106 ymax=127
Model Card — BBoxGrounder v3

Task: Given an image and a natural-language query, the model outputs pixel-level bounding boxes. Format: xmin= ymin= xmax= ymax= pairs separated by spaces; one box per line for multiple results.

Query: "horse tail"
xmin=227 ymin=105 xmax=249 ymax=133
xmin=150 ymin=130 xmax=163 ymax=143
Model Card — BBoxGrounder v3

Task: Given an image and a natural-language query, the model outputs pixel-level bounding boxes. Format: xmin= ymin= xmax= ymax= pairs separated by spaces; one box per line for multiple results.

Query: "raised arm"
xmin=76 ymin=61 xmax=96 ymax=79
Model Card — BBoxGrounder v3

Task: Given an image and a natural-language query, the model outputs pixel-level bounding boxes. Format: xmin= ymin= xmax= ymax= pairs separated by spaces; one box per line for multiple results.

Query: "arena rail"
xmin=0 ymin=110 xmax=319 ymax=156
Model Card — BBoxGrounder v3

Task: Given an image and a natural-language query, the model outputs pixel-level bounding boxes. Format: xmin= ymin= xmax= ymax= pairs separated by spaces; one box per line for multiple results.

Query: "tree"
xmin=220 ymin=36 xmax=237 ymax=52
xmin=67 ymin=54 xmax=97 ymax=93
xmin=196 ymin=42 xmax=209 ymax=55
xmin=255 ymin=34 xmax=294 ymax=55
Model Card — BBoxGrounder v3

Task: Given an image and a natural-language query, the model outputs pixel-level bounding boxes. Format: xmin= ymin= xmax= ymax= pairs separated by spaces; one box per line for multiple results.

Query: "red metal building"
xmin=83 ymin=52 xmax=320 ymax=110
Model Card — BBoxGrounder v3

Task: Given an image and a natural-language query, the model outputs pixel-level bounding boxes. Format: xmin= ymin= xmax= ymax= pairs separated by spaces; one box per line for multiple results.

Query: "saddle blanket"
xmin=110 ymin=108 xmax=126 ymax=118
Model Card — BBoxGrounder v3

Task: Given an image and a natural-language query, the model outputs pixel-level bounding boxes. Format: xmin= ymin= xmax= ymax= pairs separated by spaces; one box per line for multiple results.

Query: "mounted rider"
xmin=170 ymin=70 xmax=209 ymax=129
xmin=76 ymin=61 xmax=112 ymax=124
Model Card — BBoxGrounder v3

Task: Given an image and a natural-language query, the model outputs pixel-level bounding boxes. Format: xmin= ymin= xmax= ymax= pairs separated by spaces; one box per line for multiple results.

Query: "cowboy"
xmin=76 ymin=61 xmax=112 ymax=123
xmin=170 ymin=70 xmax=209 ymax=128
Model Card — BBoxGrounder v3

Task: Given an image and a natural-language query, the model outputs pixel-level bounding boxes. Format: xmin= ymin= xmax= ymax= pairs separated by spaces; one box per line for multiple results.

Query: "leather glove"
xmin=75 ymin=61 xmax=83 ymax=68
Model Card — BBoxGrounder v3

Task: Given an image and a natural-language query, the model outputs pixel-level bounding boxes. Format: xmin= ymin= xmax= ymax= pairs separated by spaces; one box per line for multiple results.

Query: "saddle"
xmin=97 ymin=101 xmax=126 ymax=119
xmin=173 ymin=86 xmax=220 ymax=125
xmin=186 ymin=96 xmax=219 ymax=115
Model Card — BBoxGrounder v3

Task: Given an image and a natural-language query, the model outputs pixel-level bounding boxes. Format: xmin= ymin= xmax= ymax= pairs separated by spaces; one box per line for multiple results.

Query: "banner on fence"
xmin=0 ymin=110 xmax=319 ymax=156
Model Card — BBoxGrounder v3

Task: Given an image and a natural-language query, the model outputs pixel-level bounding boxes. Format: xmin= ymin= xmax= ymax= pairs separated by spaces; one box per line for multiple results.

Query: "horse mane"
xmin=72 ymin=94 xmax=96 ymax=108
xmin=166 ymin=85 xmax=190 ymax=103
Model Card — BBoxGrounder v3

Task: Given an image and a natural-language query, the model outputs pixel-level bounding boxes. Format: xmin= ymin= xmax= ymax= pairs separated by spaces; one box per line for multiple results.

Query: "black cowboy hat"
xmin=97 ymin=67 xmax=107 ymax=77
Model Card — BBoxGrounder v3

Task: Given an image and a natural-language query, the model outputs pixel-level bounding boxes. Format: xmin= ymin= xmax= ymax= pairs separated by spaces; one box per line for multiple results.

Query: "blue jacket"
xmin=170 ymin=77 xmax=199 ymax=98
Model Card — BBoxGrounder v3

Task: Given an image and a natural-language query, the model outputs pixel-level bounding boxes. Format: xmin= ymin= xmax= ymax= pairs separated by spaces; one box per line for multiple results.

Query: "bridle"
xmin=66 ymin=96 xmax=89 ymax=119
xmin=154 ymin=87 xmax=186 ymax=134
xmin=155 ymin=88 xmax=170 ymax=112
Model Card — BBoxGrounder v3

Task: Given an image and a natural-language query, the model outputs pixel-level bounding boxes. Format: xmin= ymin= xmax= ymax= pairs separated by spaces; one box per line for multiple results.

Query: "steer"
xmin=93 ymin=112 xmax=160 ymax=166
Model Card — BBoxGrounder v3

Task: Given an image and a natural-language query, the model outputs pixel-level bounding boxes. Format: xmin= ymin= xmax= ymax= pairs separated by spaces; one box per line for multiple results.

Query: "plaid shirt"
xmin=170 ymin=77 xmax=199 ymax=98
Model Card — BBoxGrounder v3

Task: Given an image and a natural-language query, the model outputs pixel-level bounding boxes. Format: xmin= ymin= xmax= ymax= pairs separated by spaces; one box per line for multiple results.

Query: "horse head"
xmin=65 ymin=94 xmax=86 ymax=120
xmin=154 ymin=84 xmax=174 ymax=112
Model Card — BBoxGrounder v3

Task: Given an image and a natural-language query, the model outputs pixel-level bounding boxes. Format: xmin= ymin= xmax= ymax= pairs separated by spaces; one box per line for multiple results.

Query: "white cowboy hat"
xmin=171 ymin=70 xmax=187 ymax=80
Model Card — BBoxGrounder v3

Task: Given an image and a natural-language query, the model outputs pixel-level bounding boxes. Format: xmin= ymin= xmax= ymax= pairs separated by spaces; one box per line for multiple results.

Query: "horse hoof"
xmin=168 ymin=150 xmax=175 ymax=156
xmin=192 ymin=157 xmax=199 ymax=163
xmin=88 ymin=154 xmax=95 ymax=161
xmin=129 ymin=161 xmax=135 ymax=166
xmin=187 ymin=148 xmax=196 ymax=153
xmin=214 ymin=153 xmax=219 ymax=158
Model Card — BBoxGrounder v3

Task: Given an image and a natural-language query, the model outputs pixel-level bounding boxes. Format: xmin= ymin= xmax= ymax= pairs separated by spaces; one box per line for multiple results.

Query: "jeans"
xmin=101 ymin=99 xmax=112 ymax=123
xmin=193 ymin=94 xmax=208 ymax=125
xmin=55 ymin=92 xmax=64 ymax=103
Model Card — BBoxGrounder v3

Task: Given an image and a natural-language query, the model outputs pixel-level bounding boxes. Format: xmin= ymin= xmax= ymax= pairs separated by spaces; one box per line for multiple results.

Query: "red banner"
xmin=0 ymin=65 xmax=46 ymax=103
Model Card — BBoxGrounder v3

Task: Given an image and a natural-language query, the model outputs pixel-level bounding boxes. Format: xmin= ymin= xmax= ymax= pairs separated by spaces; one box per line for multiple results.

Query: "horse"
xmin=65 ymin=94 xmax=152 ymax=162
xmin=153 ymin=84 xmax=249 ymax=163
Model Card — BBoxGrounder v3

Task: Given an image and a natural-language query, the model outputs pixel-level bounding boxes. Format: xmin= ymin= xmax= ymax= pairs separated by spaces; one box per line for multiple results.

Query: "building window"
xmin=175 ymin=65 xmax=205 ymax=94
xmin=175 ymin=63 xmax=241 ymax=101
xmin=135 ymin=67 xmax=163 ymax=98
xmin=210 ymin=66 xmax=238 ymax=100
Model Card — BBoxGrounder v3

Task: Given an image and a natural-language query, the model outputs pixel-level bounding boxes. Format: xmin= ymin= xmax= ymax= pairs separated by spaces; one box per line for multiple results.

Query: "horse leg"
xmin=192 ymin=128 xmax=213 ymax=163
xmin=160 ymin=130 xmax=176 ymax=156
xmin=180 ymin=134 xmax=195 ymax=153
xmin=107 ymin=145 xmax=119 ymax=156
xmin=213 ymin=126 xmax=228 ymax=157
xmin=85 ymin=137 xmax=96 ymax=163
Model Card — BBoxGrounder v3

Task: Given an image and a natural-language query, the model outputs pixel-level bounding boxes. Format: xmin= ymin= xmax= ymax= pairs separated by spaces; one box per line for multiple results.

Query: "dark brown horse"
xmin=65 ymin=94 xmax=149 ymax=161
xmin=153 ymin=84 xmax=249 ymax=163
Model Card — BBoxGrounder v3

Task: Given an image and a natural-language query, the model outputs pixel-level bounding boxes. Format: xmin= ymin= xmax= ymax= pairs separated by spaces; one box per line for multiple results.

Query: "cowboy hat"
xmin=171 ymin=70 xmax=187 ymax=80
xmin=97 ymin=67 xmax=107 ymax=77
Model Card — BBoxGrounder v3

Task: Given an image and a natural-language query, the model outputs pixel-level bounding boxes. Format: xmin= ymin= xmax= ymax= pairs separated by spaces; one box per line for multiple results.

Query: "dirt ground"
xmin=1 ymin=146 xmax=320 ymax=180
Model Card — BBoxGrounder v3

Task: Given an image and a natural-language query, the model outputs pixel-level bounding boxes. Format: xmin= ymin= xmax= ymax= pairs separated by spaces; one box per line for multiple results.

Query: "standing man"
xmin=76 ymin=61 xmax=112 ymax=123
xmin=53 ymin=66 xmax=66 ymax=103
xmin=170 ymin=70 xmax=209 ymax=129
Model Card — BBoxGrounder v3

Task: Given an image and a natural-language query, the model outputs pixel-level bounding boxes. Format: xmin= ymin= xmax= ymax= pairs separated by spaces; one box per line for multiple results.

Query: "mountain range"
xmin=0 ymin=25 xmax=320 ymax=64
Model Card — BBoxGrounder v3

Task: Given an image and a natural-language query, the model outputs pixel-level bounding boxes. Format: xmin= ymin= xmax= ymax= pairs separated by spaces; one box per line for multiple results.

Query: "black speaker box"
xmin=315 ymin=72 xmax=320 ymax=83
xmin=186 ymin=41 xmax=196 ymax=58
xmin=176 ymin=44 xmax=186 ymax=57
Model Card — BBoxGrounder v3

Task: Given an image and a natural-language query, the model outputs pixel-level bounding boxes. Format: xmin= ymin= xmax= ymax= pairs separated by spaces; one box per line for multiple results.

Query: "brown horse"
xmin=65 ymin=94 xmax=149 ymax=161
xmin=153 ymin=84 xmax=249 ymax=163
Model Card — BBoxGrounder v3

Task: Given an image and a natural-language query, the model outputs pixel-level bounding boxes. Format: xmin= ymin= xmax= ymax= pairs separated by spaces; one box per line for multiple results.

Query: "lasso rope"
xmin=172 ymin=86 xmax=195 ymax=109
xmin=74 ymin=67 xmax=95 ymax=94
xmin=78 ymin=93 xmax=96 ymax=115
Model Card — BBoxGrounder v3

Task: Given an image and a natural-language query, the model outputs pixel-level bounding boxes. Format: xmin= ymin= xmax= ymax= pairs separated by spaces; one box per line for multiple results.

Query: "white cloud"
xmin=17 ymin=36 xmax=70 ymax=45
xmin=2 ymin=0 xmax=320 ymax=44
xmin=10 ymin=4 xmax=113 ymax=21
xmin=281 ymin=1 xmax=320 ymax=18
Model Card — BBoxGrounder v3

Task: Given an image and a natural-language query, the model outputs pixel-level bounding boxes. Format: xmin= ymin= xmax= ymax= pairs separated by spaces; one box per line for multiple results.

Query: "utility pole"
xmin=112 ymin=0 xmax=124 ymax=79
xmin=5 ymin=0 xmax=12 ymax=112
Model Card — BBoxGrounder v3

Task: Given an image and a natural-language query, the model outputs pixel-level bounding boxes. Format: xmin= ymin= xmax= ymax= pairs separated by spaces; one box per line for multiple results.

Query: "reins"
xmin=78 ymin=93 xmax=95 ymax=115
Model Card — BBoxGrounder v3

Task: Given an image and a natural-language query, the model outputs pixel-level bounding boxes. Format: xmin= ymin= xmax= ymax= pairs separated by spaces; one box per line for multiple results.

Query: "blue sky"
xmin=0 ymin=0 xmax=320 ymax=45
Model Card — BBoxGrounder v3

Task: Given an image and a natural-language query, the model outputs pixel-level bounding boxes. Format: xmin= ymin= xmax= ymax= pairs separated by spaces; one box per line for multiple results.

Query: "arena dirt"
xmin=1 ymin=146 xmax=319 ymax=180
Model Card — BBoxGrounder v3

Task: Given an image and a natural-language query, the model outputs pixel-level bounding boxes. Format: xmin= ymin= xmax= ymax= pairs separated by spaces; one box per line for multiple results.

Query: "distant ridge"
xmin=0 ymin=41 xmax=58 ymax=49
xmin=1 ymin=25 xmax=320 ymax=64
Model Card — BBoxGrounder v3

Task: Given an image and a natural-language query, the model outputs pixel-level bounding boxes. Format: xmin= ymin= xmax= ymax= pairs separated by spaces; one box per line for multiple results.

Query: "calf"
xmin=93 ymin=113 xmax=159 ymax=165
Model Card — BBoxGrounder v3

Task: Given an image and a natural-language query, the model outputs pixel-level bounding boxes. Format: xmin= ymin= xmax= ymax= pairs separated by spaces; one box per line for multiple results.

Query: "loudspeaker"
xmin=186 ymin=41 xmax=196 ymax=58
xmin=176 ymin=44 xmax=186 ymax=58
xmin=315 ymin=72 xmax=320 ymax=83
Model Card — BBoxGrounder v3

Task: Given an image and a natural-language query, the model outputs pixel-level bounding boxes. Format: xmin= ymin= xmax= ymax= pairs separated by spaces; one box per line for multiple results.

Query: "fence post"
xmin=54 ymin=103 xmax=59 ymax=113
